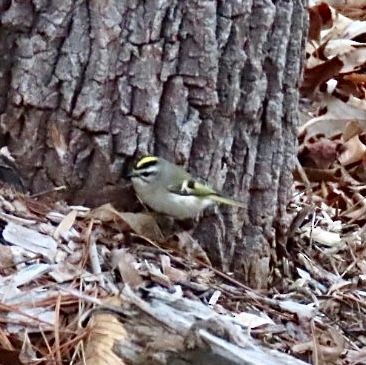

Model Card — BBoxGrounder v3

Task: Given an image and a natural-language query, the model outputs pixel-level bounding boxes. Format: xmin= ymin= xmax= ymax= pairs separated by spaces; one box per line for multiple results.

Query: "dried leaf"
xmin=119 ymin=212 xmax=164 ymax=242
xmin=80 ymin=297 xmax=127 ymax=365
xmin=111 ymin=249 xmax=143 ymax=289
xmin=338 ymin=134 xmax=366 ymax=165
xmin=89 ymin=204 xmax=163 ymax=242
xmin=343 ymin=120 xmax=364 ymax=142
xmin=165 ymin=231 xmax=211 ymax=265
xmin=324 ymin=40 xmax=366 ymax=73
xmin=160 ymin=255 xmax=188 ymax=284
xmin=308 ymin=3 xmax=333 ymax=42
xmin=301 ymin=57 xmax=344 ymax=97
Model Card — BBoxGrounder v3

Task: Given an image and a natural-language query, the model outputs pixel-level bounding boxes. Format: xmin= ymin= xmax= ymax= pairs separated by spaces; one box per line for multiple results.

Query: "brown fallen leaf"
xmin=111 ymin=249 xmax=144 ymax=289
xmin=165 ymin=231 xmax=211 ymax=265
xmin=160 ymin=255 xmax=188 ymax=284
xmin=342 ymin=120 xmax=364 ymax=142
xmin=308 ymin=2 xmax=333 ymax=42
xmin=89 ymin=204 xmax=164 ymax=242
xmin=301 ymin=57 xmax=344 ymax=97
xmin=338 ymin=134 xmax=366 ymax=165
xmin=78 ymin=297 xmax=127 ymax=365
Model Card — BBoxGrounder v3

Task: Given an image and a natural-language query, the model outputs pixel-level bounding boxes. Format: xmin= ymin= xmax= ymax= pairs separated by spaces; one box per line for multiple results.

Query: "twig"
xmin=30 ymin=185 xmax=66 ymax=198
xmin=55 ymin=294 xmax=62 ymax=365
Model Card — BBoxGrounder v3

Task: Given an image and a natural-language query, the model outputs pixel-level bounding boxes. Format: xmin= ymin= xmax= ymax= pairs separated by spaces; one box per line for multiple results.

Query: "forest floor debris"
xmin=1 ymin=1 xmax=366 ymax=364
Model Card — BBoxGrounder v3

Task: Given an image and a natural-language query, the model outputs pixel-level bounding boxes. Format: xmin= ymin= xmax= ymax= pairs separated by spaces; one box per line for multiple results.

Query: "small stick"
xmin=30 ymin=185 xmax=67 ymax=198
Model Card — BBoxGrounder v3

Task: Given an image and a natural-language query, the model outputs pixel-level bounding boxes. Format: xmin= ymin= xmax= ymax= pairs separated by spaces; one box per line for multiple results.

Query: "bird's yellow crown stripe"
xmin=136 ymin=155 xmax=158 ymax=168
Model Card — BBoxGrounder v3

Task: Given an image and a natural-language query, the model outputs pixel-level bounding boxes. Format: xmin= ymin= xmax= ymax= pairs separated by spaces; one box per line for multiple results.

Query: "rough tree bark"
xmin=0 ymin=0 xmax=307 ymax=287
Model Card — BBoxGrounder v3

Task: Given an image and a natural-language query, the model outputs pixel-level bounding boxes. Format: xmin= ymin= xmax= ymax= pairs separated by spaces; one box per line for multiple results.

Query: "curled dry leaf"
xmin=111 ymin=249 xmax=144 ymax=289
xmin=79 ymin=296 xmax=127 ymax=365
xmin=338 ymin=134 xmax=366 ymax=165
xmin=321 ymin=40 xmax=366 ymax=73
xmin=305 ymin=94 xmax=366 ymax=130
xmin=165 ymin=231 xmax=211 ymax=265
xmin=89 ymin=204 xmax=163 ymax=242
xmin=308 ymin=2 xmax=333 ymax=42
xmin=160 ymin=255 xmax=188 ymax=284
xmin=342 ymin=120 xmax=364 ymax=142
xmin=301 ymin=57 xmax=343 ymax=97
xmin=300 ymin=118 xmax=366 ymax=140
xmin=320 ymin=7 xmax=354 ymax=42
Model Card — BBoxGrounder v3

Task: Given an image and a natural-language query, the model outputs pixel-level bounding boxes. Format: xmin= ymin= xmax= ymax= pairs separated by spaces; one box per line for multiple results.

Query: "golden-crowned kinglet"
xmin=128 ymin=155 xmax=245 ymax=219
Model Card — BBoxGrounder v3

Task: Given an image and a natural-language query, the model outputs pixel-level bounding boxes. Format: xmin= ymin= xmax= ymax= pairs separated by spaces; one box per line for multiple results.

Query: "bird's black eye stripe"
xmin=139 ymin=170 xmax=158 ymax=178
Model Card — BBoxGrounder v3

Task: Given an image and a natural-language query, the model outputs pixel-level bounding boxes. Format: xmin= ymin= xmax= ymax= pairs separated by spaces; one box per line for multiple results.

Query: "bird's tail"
xmin=210 ymin=194 xmax=245 ymax=208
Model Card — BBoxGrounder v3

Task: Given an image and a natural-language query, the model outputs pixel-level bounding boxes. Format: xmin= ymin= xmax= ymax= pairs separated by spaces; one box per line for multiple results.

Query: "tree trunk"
xmin=0 ymin=0 xmax=307 ymax=287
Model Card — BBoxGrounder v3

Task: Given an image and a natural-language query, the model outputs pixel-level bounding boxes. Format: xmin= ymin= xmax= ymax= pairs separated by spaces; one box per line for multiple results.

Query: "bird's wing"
xmin=167 ymin=179 xmax=217 ymax=196
xmin=168 ymin=178 xmax=246 ymax=207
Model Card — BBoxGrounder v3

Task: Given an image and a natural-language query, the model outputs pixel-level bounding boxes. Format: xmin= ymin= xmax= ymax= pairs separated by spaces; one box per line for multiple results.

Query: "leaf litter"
xmin=294 ymin=1 xmax=366 ymax=363
xmin=0 ymin=1 xmax=365 ymax=365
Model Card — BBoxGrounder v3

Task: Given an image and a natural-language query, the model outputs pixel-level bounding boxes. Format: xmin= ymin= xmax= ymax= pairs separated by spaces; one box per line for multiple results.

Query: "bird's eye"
xmin=141 ymin=172 xmax=150 ymax=177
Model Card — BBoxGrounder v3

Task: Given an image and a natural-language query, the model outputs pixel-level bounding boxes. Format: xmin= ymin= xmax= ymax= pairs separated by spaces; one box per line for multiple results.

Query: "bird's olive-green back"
xmin=158 ymin=158 xmax=191 ymax=190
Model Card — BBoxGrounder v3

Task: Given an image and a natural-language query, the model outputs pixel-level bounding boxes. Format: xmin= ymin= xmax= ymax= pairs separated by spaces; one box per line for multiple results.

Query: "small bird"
xmin=128 ymin=155 xmax=245 ymax=220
